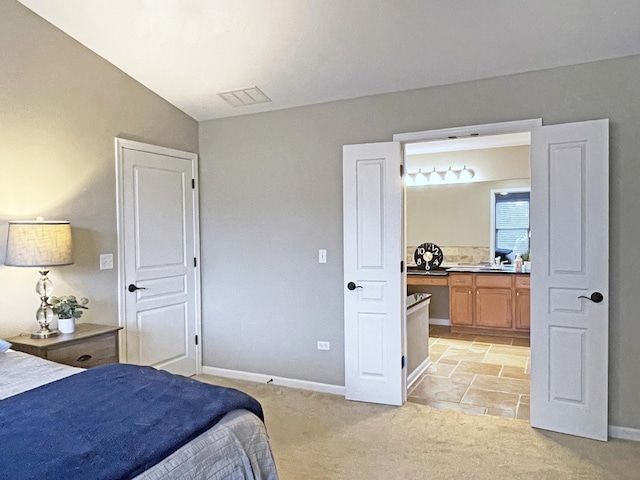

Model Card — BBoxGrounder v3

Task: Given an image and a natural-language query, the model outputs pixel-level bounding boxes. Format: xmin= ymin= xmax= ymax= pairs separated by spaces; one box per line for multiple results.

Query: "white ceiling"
xmin=17 ymin=0 xmax=640 ymax=121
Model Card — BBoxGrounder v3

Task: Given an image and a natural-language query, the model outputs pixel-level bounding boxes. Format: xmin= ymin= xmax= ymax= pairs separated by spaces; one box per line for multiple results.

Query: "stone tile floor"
xmin=408 ymin=325 xmax=531 ymax=420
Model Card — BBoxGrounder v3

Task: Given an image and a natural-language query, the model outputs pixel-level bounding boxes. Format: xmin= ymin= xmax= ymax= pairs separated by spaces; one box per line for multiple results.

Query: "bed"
xmin=0 ymin=349 xmax=279 ymax=480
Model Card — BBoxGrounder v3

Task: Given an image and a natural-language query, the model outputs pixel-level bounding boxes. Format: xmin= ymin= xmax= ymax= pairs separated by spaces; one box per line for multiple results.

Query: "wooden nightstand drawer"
xmin=47 ymin=334 xmax=117 ymax=368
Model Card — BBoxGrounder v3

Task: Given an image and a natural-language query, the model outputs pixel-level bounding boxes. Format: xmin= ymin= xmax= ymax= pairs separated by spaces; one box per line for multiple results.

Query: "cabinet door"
xmin=450 ymin=287 xmax=474 ymax=325
xmin=475 ymin=288 xmax=513 ymax=328
xmin=515 ymin=289 xmax=530 ymax=330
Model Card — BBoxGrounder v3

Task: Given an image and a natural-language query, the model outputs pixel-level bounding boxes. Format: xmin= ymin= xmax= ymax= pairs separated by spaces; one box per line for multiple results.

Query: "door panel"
xmin=135 ymin=167 xmax=186 ymax=268
xmin=343 ymin=142 xmax=404 ymax=406
xmin=515 ymin=289 xmax=531 ymax=330
xmin=450 ymin=287 xmax=473 ymax=326
xmin=530 ymin=119 xmax=609 ymax=441
xmin=475 ymin=288 xmax=512 ymax=328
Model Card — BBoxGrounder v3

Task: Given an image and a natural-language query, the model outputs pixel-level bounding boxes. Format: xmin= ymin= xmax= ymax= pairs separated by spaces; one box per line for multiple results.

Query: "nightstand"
xmin=7 ymin=323 xmax=122 ymax=368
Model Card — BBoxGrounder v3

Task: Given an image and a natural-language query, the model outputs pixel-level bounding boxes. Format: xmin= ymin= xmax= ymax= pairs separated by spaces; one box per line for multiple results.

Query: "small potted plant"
xmin=521 ymin=252 xmax=531 ymax=272
xmin=50 ymin=295 xmax=89 ymax=334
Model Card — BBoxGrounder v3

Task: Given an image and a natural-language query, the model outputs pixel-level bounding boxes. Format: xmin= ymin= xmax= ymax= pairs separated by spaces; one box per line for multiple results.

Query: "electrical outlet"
xmin=317 ymin=341 xmax=330 ymax=350
xmin=318 ymin=249 xmax=327 ymax=263
xmin=100 ymin=254 xmax=114 ymax=270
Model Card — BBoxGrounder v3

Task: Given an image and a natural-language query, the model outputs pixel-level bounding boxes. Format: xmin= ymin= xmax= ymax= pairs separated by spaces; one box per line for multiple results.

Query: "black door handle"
xmin=347 ymin=282 xmax=363 ymax=291
xmin=128 ymin=284 xmax=147 ymax=292
xmin=578 ymin=292 xmax=604 ymax=303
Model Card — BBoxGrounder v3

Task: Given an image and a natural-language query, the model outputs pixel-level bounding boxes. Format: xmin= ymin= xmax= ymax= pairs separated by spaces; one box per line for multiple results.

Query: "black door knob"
xmin=347 ymin=282 xmax=362 ymax=291
xmin=128 ymin=284 xmax=147 ymax=292
xmin=578 ymin=292 xmax=604 ymax=303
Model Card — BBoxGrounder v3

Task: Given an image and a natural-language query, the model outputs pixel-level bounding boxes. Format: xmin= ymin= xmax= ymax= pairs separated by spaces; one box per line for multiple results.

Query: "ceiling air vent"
xmin=218 ymin=86 xmax=271 ymax=107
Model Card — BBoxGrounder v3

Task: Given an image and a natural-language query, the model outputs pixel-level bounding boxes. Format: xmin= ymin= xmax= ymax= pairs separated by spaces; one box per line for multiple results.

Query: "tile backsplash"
xmin=407 ymin=245 xmax=490 ymax=266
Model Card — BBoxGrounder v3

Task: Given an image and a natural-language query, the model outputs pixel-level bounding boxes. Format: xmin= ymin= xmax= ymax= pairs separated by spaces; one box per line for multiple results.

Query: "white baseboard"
xmin=407 ymin=356 xmax=431 ymax=387
xmin=429 ymin=317 xmax=451 ymax=326
xmin=201 ymin=366 xmax=346 ymax=396
xmin=609 ymin=425 xmax=640 ymax=441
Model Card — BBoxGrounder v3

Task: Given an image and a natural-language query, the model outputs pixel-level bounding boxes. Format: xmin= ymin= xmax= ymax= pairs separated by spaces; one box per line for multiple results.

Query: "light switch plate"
xmin=100 ymin=254 xmax=114 ymax=270
xmin=319 ymin=249 xmax=327 ymax=263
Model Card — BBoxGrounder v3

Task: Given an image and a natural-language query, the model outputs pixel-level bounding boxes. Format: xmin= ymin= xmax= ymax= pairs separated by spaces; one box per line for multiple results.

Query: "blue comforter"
xmin=0 ymin=364 xmax=264 ymax=480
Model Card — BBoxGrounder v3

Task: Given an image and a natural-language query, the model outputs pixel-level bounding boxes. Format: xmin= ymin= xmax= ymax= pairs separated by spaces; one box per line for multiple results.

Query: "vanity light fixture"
xmin=406 ymin=165 xmax=475 ymax=187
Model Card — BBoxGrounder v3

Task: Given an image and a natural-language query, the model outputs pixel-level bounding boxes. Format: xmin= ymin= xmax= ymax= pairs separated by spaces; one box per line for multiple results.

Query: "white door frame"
xmin=114 ymin=138 xmax=203 ymax=373
xmin=394 ymin=118 xmax=541 ymax=399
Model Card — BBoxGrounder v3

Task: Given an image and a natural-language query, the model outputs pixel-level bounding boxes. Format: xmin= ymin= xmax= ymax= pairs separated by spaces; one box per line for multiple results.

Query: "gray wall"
xmin=200 ymin=54 xmax=640 ymax=429
xmin=0 ymin=0 xmax=198 ymax=337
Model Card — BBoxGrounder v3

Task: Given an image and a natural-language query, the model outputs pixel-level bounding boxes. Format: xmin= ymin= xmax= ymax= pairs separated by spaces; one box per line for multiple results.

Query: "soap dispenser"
xmin=514 ymin=254 xmax=523 ymax=271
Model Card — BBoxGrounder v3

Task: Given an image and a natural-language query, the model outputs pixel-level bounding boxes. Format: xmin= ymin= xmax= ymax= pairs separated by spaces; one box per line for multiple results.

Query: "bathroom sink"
xmin=446 ymin=265 xmax=518 ymax=273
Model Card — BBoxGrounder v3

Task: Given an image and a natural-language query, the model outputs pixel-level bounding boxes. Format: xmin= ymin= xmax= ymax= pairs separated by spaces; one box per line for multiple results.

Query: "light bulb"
xmin=414 ymin=169 xmax=427 ymax=185
xmin=444 ymin=166 xmax=457 ymax=182
xmin=429 ymin=168 xmax=442 ymax=183
xmin=459 ymin=165 xmax=474 ymax=181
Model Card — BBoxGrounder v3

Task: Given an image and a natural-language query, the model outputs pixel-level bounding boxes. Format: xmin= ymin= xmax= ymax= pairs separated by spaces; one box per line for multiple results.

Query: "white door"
xmin=343 ymin=142 xmax=405 ymax=406
xmin=116 ymin=139 xmax=200 ymax=377
xmin=530 ymin=119 xmax=609 ymax=440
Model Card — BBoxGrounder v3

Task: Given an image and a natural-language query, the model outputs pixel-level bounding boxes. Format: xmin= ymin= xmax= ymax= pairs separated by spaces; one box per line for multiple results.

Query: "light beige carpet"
xmin=195 ymin=374 xmax=640 ymax=480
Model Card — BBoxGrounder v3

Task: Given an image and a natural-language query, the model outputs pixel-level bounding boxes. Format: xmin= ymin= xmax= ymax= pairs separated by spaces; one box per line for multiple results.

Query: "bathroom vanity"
xmin=407 ymin=268 xmax=530 ymax=338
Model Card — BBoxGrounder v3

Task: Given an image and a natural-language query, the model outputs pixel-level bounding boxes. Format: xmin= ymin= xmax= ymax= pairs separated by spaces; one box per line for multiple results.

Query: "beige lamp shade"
xmin=4 ymin=221 xmax=73 ymax=267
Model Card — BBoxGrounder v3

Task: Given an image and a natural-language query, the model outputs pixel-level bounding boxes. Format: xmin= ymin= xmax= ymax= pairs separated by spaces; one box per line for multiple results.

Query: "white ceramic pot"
xmin=58 ymin=317 xmax=75 ymax=334
xmin=524 ymin=261 xmax=531 ymax=272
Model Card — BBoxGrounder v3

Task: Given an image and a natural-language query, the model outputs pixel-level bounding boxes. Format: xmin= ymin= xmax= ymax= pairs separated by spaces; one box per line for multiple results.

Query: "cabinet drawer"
xmin=448 ymin=274 xmax=473 ymax=287
xmin=476 ymin=275 xmax=512 ymax=288
xmin=407 ymin=276 xmax=449 ymax=286
xmin=47 ymin=334 xmax=117 ymax=368
xmin=515 ymin=276 xmax=530 ymax=288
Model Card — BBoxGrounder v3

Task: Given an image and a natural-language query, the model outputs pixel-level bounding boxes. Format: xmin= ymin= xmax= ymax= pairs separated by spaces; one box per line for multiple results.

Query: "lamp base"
xmin=30 ymin=328 xmax=60 ymax=339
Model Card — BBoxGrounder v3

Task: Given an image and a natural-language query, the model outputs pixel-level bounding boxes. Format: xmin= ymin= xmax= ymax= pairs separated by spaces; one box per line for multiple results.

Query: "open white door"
xmin=343 ymin=142 xmax=405 ymax=406
xmin=530 ymin=119 xmax=609 ymax=440
xmin=116 ymin=139 xmax=200 ymax=377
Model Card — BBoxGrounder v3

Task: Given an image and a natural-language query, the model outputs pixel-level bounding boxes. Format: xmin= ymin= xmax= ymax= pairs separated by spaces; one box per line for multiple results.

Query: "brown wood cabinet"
xmin=6 ymin=323 xmax=122 ymax=368
xmin=449 ymin=273 xmax=529 ymax=337
xmin=450 ymin=286 xmax=474 ymax=326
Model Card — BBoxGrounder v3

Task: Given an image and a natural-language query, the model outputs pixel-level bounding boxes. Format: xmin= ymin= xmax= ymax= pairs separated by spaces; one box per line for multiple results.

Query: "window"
xmin=494 ymin=190 xmax=530 ymax=256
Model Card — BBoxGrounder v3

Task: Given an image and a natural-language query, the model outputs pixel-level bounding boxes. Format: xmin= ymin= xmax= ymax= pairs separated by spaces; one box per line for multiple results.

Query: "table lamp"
xmin=4 ymin=219 xmax=73 ymax=338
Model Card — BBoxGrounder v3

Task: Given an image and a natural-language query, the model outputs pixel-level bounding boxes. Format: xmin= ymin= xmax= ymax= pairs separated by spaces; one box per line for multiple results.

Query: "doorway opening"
xmin=401 ymin=129 xmax=532 ymax=420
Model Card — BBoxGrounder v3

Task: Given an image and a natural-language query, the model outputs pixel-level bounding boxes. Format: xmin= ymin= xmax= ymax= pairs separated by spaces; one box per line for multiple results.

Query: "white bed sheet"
xmin=0 ymin=350 xmax=278 ymax=480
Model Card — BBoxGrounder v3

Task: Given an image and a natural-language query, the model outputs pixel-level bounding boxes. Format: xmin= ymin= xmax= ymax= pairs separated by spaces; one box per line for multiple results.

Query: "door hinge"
xmin=401 ymin=260 xmax=404 ymax=273
xmin=401 ymin=355 xmax=406 ymax=369
xmin=194 ymin=257 xmax=197 ymax=267
xmin=400 ymin=164 xmax=404 ymax=177
xmin=192 ymin=178 xmax=195 ymax=189
xmin=195 ymin=335 xmax=198 ymax=345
